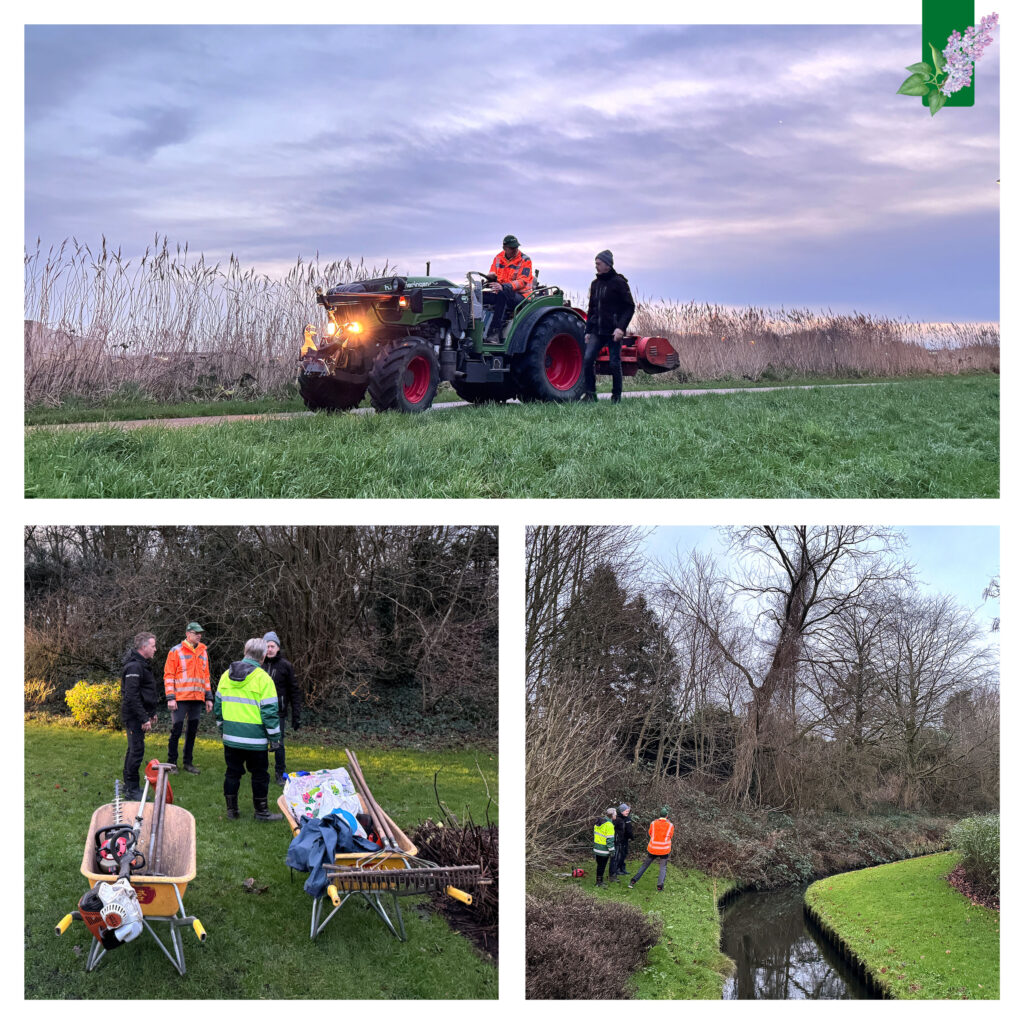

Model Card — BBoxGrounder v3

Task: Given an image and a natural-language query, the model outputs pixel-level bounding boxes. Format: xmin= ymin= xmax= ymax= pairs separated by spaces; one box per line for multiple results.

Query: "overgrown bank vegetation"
xmin=25 ymin=237 xmax=998 ymax=407
xmin=25 ymin=526 xmax=497 ymax=744
xmin=526 ymin=526 xmax=998 ymax=879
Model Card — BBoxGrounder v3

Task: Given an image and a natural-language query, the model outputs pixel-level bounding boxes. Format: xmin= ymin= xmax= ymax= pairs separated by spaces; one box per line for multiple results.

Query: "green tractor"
xmin=297 ymin=269 xmax=680 ymax=412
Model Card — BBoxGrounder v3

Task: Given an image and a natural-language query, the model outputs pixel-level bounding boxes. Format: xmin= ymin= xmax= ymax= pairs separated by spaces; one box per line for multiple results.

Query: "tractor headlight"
xmin=343 ymin=321 xmax=363 ymax=335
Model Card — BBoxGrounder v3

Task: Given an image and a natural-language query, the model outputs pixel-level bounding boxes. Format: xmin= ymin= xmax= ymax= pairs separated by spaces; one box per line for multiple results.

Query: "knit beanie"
xmin=263 ymin=631 xmax=281 ymax=648
xmin=595 ymin=249 xmax=614 ymax=268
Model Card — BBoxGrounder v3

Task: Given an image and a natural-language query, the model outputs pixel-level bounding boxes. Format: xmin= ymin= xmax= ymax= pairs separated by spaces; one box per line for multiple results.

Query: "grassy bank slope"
xmin=25 ymin=722 xmax=497 ymax=1000
xmin=805 ymin=853 xmax=998 ymax=1000
xmin=589 ymin=862 xmax=735 ymax=999
xmin=25 ymin=375 xmax=998 ymax=498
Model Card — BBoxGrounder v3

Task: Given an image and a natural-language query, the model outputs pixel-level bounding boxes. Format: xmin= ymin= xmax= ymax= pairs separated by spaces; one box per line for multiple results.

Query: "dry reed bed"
xmin=25 ymin=238 xmax=999 ymax=406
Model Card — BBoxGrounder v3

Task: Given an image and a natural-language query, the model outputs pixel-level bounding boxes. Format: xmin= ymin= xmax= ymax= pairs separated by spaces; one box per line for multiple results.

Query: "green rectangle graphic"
xmin=923 ymin=0 xmax=975 ymax=106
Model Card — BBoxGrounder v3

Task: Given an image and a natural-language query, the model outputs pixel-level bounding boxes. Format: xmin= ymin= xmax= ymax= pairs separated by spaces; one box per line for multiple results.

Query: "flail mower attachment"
xmin=595 ymin=335 xmax=681 ymax=377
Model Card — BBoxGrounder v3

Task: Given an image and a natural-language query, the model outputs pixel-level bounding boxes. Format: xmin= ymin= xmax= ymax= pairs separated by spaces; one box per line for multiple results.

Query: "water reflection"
xmin=720 ymin=886 xmax=878 ymax=1000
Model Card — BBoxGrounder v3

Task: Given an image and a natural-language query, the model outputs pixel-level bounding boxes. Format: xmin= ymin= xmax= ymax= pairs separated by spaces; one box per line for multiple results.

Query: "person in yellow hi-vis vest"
xmin=164 ymin=621 xmax=213 ymax=774
xmin=592 ymin=807 xmax=617 ymax=888
xmin=214 ymin=636 xmax=284 ymax=822
xmin=628 ymin=807 xmax=674 ymax=892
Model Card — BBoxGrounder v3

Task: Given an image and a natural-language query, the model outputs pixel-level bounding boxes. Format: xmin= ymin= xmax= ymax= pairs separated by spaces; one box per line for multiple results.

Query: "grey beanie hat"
xmin=595 ymin=249 xmax=614 ymax=267
xmin=618 ymin=803 xmax=630 ymax=813
xmin=263 ymin=631 xmax=281 ymax=647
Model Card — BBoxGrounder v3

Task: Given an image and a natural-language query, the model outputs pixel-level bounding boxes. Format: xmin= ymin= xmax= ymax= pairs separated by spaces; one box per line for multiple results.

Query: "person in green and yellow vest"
xmin=593 ymin=806 xmax=617 ymax=887
xmin=214 ymin=636 xmax=283 ymax=822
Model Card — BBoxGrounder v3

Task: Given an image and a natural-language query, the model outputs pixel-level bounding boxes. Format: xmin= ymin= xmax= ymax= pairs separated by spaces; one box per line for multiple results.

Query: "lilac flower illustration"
xmin=898 ymin=12 xmax=998 ymax=115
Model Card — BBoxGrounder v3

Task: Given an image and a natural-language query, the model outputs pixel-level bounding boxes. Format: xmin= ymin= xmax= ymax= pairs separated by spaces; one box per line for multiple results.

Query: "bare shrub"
xmin=526 ymin=884 xmax=661 ymax=999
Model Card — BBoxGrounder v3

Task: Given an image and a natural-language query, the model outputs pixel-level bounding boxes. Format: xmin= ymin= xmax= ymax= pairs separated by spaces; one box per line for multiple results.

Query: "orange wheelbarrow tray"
xmin=56 ymin=800 xmax=206 ymax=975
xmin=278 ymin=793 xmax=425 ymax=940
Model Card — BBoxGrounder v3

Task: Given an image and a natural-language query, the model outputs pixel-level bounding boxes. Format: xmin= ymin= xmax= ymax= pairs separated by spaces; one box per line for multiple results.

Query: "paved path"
xmin=28 ymin=382 xmax=886 ymax=432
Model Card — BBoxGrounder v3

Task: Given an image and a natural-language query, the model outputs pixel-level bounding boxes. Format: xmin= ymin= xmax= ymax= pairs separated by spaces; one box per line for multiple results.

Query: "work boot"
xmin=628 ymin=882 xmax=635 ymax=890
xmin=253 ymin=797 xmax=283 ymax=822
xmin=611 ymin=393 xmax=622 ymax=404
xmin=275 ymin=770 xmax=287 ymax=785
xmin=125 ymin=784 xmax=142 ymax=800
xmin=226 ymin=794 xmax=240 ymax=820
xmin=657 ymin=885 xmax=664 ymax=892
xmin=183 ymin=763 xmax=201 ymax=775
xmin=578 ymin=392 xmax=597 ymax=403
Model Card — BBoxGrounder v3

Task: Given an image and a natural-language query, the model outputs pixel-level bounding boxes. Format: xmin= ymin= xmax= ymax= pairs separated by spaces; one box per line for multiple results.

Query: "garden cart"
xmin=56 ymin=779 xmax=206 ymax=976
xmin=280 ymin=753 xmax=481 ymax=941
xmin=298 ymin=269 xmax=680 ymax=411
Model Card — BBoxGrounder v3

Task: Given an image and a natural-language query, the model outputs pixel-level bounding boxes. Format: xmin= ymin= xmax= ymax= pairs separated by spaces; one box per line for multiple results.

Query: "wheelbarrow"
xmin=279 ymin=757 xmax=480 ymax=942
xmin=56 ymin=798 xmax=206 ymax=975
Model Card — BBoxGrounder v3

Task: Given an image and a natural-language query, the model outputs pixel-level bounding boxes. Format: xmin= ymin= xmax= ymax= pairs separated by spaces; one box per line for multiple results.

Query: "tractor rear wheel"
xmin=512 ymin=311 xmax=585 ymax=402
xmin=298 ymin=374 xmax=367 ymax=412
xmin=368 ymin=338 xmax=439 ymax=413
xmin=451 ymin=379 xmax=518 ymax=404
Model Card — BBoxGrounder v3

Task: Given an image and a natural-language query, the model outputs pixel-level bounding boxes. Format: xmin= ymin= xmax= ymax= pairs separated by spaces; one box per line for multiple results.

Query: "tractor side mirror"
xmin=410 ymin=289 xmax=424 ymax=313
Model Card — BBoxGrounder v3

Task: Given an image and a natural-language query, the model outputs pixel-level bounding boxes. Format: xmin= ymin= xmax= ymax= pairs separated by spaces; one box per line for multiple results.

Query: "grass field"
xmin=805 ymin=853 xmax=998 ymax=999
xmin=24 ymin=375 xmax=997 ymax=498
xmin=25 ymin=721 xmax=497 ymax=999
xmin=587 ymin=862 xmax=735 ymax=999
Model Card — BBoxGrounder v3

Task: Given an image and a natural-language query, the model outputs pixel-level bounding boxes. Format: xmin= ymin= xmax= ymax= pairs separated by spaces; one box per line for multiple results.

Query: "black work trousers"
xmin=223 ymin=745 xmax=270 ymax=802
xmin=483 ymin=284 xmax=523 ymax=337
xmin=123 ymin=718 xmax=147 ymax=790
xmin=595 ymin=852 xmax=611 ymax=883
xmin=274 ymin=718 xmax=287 ymax=773
xmin=168 ymin=700 xmax=202 ymax=765
xmin=611 ymin=837 xmax=630 ymax=876
xmin=583 ymin=334 xmax=622 ymax=398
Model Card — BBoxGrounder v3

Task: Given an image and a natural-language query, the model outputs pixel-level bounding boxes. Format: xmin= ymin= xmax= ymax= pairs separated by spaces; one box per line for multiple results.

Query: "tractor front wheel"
xmin=298 ymin=374 xmax=367 ymax=412
xmin=513 ymin=311 xmax=585 ymax=402
xmin=368 ymin=339 xmax=439 ymax=413
xmin=451 ymin=379 xmax=519 ymax=405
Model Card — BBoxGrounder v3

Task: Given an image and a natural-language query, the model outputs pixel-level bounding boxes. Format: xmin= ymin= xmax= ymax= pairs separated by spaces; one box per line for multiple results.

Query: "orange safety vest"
xmin=647 ymin=817 xmax=674 ymax=855
xmin=489 ymin=249 xmax=533 ymax=297
xmin=164 ymin=640 xmax=212 ymax=702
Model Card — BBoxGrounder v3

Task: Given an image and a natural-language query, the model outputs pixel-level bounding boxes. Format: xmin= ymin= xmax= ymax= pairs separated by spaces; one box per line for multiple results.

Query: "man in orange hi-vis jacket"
xmin=164 ymin=621 xmax=213 ymax=774
xmin=628 ymin=806 xmax=674 ymax=892
xmin=484 ymin=233 xmax=533 ymax=342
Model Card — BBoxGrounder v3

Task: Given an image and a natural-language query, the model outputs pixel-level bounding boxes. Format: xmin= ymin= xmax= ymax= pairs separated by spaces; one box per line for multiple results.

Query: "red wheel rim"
xmin=545 ymin=333 xmax=582 ymax=390
xmin=403 ymin=354 xmax=431 ymax=403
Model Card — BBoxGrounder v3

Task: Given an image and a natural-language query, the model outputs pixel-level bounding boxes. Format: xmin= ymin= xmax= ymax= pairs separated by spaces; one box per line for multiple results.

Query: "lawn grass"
xmin=25 ymin=721 xmax=497 ymax=999
xmin=805 ymin=853 xmax=998 ymax=999
xmin=25 ymin=395 xmax=307 ymax=426
xmin=586 ymin=862 xmax=736 ymax=999
xmin=24 ymin=375 xmax=998 ymax=498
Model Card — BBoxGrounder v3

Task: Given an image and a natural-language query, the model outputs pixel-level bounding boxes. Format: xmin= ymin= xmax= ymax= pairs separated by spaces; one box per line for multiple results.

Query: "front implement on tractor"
xmin=297 ymin=269 xmax=680 ymax=412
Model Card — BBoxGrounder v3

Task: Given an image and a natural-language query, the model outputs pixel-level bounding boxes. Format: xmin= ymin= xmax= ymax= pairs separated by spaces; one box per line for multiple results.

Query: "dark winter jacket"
xmin=121 ymin=649 xmax=159 ymax=724
xmin=265 ymin=651 xmax=302 ymax=728
xmin=285 ymin=813 xmax=381 ymax=897
xmin=584 ymin=269 xmax=635 ymax=337
xmin=613 ymin=813 xmax=634 ymax=845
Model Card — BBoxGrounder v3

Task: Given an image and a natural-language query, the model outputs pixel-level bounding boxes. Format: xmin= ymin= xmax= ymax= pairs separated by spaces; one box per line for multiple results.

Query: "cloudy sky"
xmin=25 ymin=23 xmax=999 ymax=319
xmin=644 ymin=526 xmax=1000 ymax=632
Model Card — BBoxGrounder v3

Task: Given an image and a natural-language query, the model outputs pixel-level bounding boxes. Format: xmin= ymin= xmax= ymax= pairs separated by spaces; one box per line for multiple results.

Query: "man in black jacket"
xmin=581 ymin=250 xmax=635 ymax=404
xmin=121 ymin=631 xmax=160 ymax=799
xmin=263 ymin=631 xmax=302 ymax=784
xmin=611 ymin=802 xmax=633 ymax=879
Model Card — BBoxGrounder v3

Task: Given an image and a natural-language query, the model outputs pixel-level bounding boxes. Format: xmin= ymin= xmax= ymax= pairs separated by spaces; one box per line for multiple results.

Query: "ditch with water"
xmin=720 ymin=884 xmax=880 ymax=1000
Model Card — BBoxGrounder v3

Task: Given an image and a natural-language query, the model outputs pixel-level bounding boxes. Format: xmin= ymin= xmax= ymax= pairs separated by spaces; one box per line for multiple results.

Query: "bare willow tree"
xmin=876 ymin=590 xmax=996 ymax=808
xmin=661 ymin=527 xmax=907 ymax=806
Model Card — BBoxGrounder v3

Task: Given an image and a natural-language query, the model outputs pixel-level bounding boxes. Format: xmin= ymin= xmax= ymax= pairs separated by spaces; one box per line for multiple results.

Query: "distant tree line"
xmin=526 ymin=526 xmax=998 ymax=857
xmin=25 ymin=525 xmax=498 ymax=734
